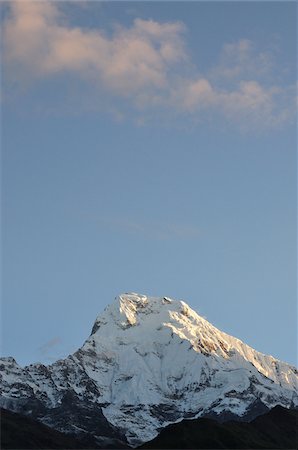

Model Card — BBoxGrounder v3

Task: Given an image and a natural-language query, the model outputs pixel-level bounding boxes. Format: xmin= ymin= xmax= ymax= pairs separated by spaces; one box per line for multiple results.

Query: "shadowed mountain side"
xmin=140 ymin=405 xmax=298 ymax=449
xmin=0 ymin=408 xmax=129 ymax=449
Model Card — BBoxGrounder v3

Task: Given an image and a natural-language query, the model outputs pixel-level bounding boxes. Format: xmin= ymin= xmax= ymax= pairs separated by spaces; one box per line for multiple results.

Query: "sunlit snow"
xmin=0 ymin=293 xmax=297 ymax=445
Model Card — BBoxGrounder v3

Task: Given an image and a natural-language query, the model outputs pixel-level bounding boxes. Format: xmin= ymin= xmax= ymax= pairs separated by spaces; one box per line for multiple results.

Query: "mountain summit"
xmin=1 ymin=293 xmax=297 ymax=446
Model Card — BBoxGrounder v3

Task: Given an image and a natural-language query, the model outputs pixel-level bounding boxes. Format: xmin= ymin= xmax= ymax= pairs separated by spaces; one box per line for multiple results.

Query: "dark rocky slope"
xmin=140 ymin=405 xmax=298 ymax=449
xmin=1 ymin=408 xmax=128 ymax=449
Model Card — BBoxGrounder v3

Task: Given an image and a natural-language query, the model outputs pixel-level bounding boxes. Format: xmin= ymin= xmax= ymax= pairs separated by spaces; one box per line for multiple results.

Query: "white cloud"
xmin=2 ymin=1 xmax=295 ymax=130
xmin=3 ymin=2 xmax=186 ymax=95
xmin=179 ymin=78 xmax=216 ymax=111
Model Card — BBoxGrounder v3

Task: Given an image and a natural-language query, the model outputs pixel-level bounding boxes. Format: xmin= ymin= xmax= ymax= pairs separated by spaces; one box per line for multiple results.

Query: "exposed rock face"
xmin=1 ymin=293 xmax=297 ymax=446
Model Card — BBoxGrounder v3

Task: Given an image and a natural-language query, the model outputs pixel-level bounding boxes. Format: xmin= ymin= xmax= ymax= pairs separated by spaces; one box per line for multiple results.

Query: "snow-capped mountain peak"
xmin=92 ymin=292 xmax=183 ymax=330
xmin=1 ymin=293 xmax=297 ymax=446
xmin=90 ymin=293 xmax=295 ymax=388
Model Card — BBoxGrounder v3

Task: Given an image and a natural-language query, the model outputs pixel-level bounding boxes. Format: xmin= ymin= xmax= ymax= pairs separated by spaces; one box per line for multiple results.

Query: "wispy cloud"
xmin=174 ymin=78 xmax=293 ymax=130
xmin=2 ymin=1 xmax=296 ymax=130
xmin=38 ymin=337 xmax=62 ymax=361
xmin=210 ymin=39 xmax=274 ymax=81
xmin=98 ymin=217 xmax=200 ymax=241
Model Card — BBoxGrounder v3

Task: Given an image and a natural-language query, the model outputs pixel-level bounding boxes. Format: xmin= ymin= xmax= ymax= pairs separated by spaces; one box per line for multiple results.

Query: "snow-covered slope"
xmin=1 ymin=293 xmax=297 ymax=446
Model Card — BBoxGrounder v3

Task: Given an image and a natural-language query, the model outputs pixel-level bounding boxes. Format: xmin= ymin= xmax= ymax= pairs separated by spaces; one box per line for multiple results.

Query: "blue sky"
xmin=1 ymin=1 xmax=297 ymax=366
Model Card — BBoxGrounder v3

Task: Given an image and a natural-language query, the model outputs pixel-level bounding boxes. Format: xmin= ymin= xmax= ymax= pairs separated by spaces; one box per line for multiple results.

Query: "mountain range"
xmin=1 ymin=293 xmax=297 ymax=447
